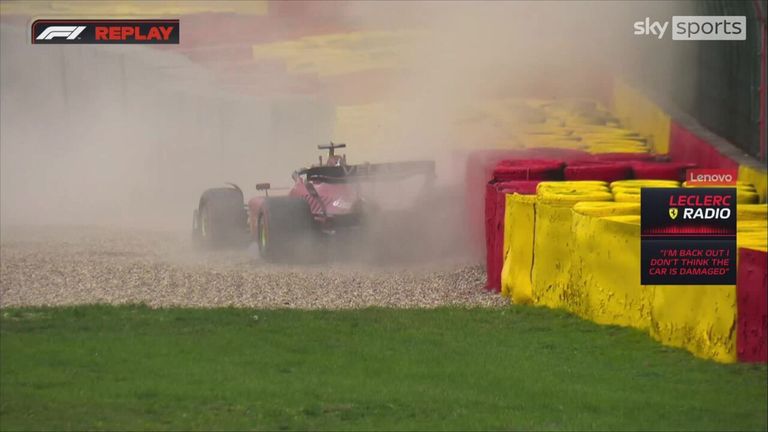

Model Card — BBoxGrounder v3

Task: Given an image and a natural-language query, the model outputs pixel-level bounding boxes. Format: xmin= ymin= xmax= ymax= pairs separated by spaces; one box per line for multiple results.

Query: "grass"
xmin=0 ymin=305 xmax=766 ymax=431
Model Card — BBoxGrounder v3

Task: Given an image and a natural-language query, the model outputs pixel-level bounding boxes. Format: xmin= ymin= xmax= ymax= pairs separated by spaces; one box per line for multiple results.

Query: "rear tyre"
xmin=194 ymin=187 xmax=248 ymax=249
xmin=257 ymin=197 xmax=315 ymax=262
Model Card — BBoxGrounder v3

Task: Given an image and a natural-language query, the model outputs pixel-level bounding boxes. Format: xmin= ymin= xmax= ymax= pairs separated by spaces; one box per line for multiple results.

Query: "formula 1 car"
xmin=192 ymin=143 xmax=436 ymax=262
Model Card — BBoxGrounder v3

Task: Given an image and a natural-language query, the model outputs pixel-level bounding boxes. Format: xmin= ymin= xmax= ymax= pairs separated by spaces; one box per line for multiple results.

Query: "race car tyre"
xmin=257 ymin=196 xmax=316 ymax=262
xmin=194 ymin=187 xmax=248 ymax=249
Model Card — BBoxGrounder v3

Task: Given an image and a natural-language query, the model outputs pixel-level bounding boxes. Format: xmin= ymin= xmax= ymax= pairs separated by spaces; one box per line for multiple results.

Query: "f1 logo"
xmin=32 ymin=20 xmax=179 ymax=44
xmin=36 ymin=26 xmax=86 ymax=40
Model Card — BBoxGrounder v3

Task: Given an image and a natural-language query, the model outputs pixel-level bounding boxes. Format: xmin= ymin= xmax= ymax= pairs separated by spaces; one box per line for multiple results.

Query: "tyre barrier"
xmin=466 ymin=149 xmax=579 ymax=258
xmin=629 ymin=161 xmax=695 ymax=181
xmin=646 ymin=216 xmax=767 ymax=363
xmin=525 ymin=147 xmax=591 ymax=162
xmin=500 ymin=193 xmax=537 ymax=303
xmin=465 ymin=149 xmax=532 ymax=257
xmin=494 ymin=181 xmax=766 ymax=362
xmin=471 ymin=95 xmax=766 ymax=362
xmin=738 ymin=204 xmax=768 ymax=221
xmin=578 ymin=131 xmax=643 ymax=141
xmin=564 ymin=161 xmax=633 ymax=183
xmin=584 ymin=143 xmax=650 ymax=155
xmin=492 ymin=159 xmax=565 ymax=182
xmin=591 ymin=152 xmax=658 ymax=162
xmin=570 ymin=214 xmax=650 ymax=328
xmin=610 ymin=179 xmax=681 ymax=188
xmin=650 ymin=283 xmax=737 ymax=363
xmin=485 ymin=180 xmax=540 ymax=291
xmin=482 ymin=159 xmax=564 ymax=290
xmin=531 ymin=183 xmax=614 ymax=309
xmin=569 ymin=204 xmax=643 ymax=325
xmin=609 ymin=179 xmax=681 ymax=202
xmin=737 ymin=248 xmax=768 ymax=362
xmin=682 ymin=181 xmax=761 ymax=204
xmin=738 ymin=165 xmax=768 ymax=203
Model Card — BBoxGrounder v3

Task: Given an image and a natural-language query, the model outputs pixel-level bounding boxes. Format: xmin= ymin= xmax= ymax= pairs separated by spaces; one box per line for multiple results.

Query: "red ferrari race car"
xmin=192 ymin=143 xmax=438 ymax=262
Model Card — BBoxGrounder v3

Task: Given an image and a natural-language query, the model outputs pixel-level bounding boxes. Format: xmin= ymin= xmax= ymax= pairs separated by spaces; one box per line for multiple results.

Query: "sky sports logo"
xmin=634 ymin=16 xmax=746 ymax=40
xmin=31 ymin=19 xmax=179 ymax=44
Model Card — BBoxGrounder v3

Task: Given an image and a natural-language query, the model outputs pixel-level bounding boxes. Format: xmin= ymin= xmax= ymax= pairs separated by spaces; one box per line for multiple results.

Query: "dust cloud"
xmin=1 ymin=1 xmax=693 ymax=240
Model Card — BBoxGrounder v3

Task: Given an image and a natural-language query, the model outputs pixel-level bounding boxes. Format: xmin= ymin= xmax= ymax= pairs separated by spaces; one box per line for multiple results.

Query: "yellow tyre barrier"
xmin=537 ymin=181 xmax=608 ymax=195
xmin=737 ymin=220 xmax=768 ymax=232
xmin=649 ymin=216 xmax=764 ymax=364
xmin=611 ymin=179 xmax=680 ymax=188
xmin=500 ymin=194 xmax=537 ymax=304
xmin=682 ymin=180 xmax=755 ymax=189
xmin=650 ymin=284 xmax=737 ymax=363
xmin=570 ymin=125 xmax=637 ymax=135
xmin=572 ymin=201 xmax=641 ymax=217
xmin=585 ymin=139 xmax=648 ymax=147
xmin=578 ymin=132 xmax=643 ymax=140
xmin=570 ymin=214 xmax=651 ymax=328
xmin=738 ymin=165 xmax=767 ymax=203
xmin=738 ymin=232 xmax=768 ymax=251
xmin=532 ymin=186 xmax=614 ymax=309
xmin=610 ymin=186 xmax=678 ymax=196
xmin=737 ymin=204 xmax=767 ymax=221
xmin=586 ymin=145 xmax=649 ymax=154
xmin=612 ymin=192 xmax=640 ymax=202
xmin=737 ymin=190 xmax=760 ymax=204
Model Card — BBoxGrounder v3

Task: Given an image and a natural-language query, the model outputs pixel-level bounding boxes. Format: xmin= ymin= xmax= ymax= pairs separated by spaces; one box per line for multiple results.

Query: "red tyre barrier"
xmin=525 ymin=147 xmax=591 ymax=162
xmin=564 ymin=160 xmax=632 ymax=182
xmin=465 ymin=150 xmax=530 ymax=258
xmin=485 ymin=180 xmax=540 ymax=291
xmin=465 ymin=150 xmax=570 ymax=260
xmin=492 ymin=159 xmax=565 ymax=182
xmin=591 ymin=153 xmax=657 ymax=162
xmin=737 ymin=248 xmax=768 ymax=363
xmin=630 ymin=161 xmax=696 ymax=181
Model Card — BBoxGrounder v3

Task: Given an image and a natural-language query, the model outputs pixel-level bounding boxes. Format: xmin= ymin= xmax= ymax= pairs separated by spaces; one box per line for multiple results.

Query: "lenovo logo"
xmin=685 ymin=169 xmax=738 ymax=186
xmin=32 ymin=19 xmax=179 ymax=44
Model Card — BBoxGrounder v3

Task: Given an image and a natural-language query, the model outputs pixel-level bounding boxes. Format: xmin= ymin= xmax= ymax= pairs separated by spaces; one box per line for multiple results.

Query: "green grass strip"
xmin=1 ymin=305 xmax=766 ymax=431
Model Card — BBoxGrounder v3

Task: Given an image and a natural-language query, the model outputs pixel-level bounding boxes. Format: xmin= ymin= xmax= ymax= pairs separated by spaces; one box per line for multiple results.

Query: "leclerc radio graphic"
xmin=640 ymin=187 xmax=737 ymax=285
xmin=31 ymin=20 xmax=179 ymax=44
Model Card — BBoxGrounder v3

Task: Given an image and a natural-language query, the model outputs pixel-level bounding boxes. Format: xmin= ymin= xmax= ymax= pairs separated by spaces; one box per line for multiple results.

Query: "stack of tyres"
xmin=609 ymin=179 xmax=681 ymax=202
xmin=500 ymin=193 xmax=538 ymax=302
xmin=482 ymin=159 xmax=563 ymax=290
xmin=737 ymin=204 xmax=768 ymax=221
xmin=592 ymin=152 xmax=657 ymax=162
xmin=629 ymin=161 xmax=695 ymax=181
xmin=682 ymin=181 xmax=761 ymax=204
xmin=465 ymin=149 xmax=530 ymax=257
xmin=737 ymin=244 xmax=768 ymax=362
xmin=484 ymin=180 xmax=540 ymax=291
xmin=651 ymin=282 xmax=739 ymax=363
xmin=564 ymin=160 xmax=633 ymax=183
xmin=734 ymin=205 xmax=767 ymax=362
xmin=525 ymin=147 xmax=591 ymax=162
xmin=492 ymin=159 xmax=565 ymax=182
xmin=649 ymin=201 xmax=764 ymax=364
xmin=570 ymin=206 xmax=648 ymax=327
xmin=530 ymin=182 xmax=613 ymax=309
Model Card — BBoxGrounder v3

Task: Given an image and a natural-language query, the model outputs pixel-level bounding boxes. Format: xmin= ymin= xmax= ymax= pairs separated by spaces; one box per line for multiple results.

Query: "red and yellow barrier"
xmin=531 ymin=182 xmax=613 ymax=309
xmin=481 ymin=94 xmax=766 ymax=363
xmin=500 ymin=194 xmax=537 ymax=304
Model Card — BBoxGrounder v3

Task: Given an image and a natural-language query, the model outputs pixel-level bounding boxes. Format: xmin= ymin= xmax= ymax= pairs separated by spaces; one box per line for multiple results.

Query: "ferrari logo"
xmin=669 ymin=208 xmax=678 ymax=220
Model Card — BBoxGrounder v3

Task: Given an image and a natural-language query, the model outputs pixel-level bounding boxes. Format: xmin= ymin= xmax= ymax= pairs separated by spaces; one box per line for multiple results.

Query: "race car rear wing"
xmin=301 ymin=160 xmax=435 ymax=183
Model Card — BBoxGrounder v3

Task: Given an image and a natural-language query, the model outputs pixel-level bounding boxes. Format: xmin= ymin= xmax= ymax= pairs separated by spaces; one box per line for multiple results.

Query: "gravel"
xmin=0 ymin=226 xmax=506 ymax=309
